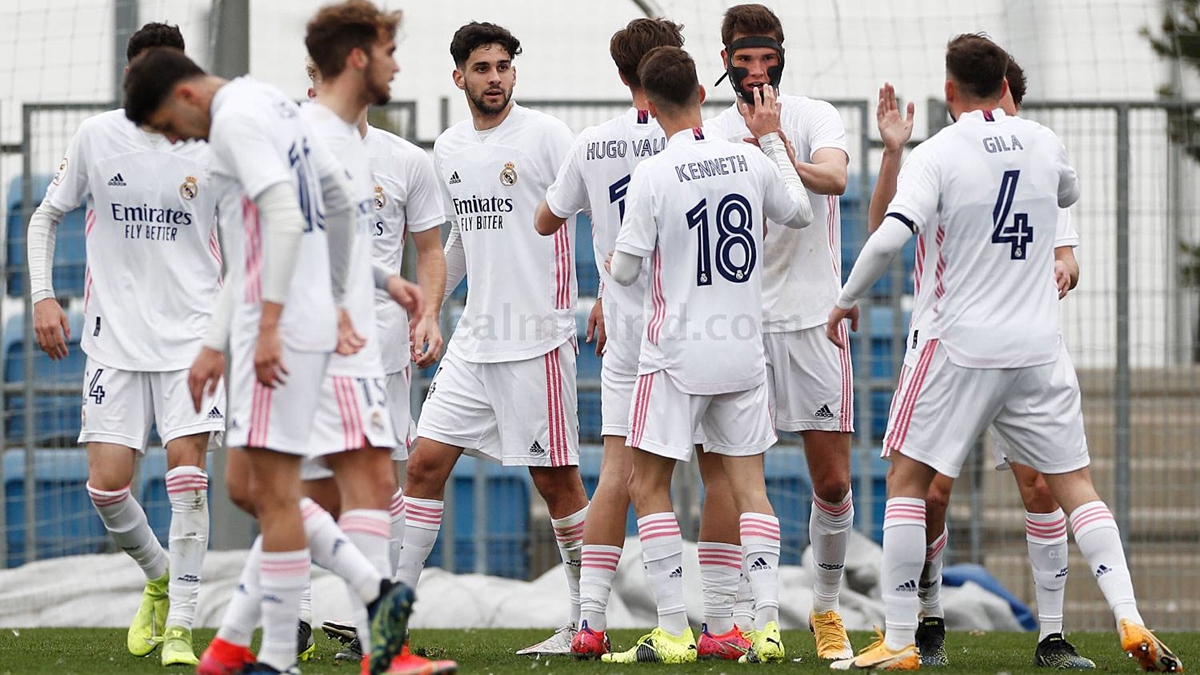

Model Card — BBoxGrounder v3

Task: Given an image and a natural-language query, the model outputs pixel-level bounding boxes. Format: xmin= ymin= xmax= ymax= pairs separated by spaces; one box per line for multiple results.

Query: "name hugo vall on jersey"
xmin=585 ymin=136 xmax=667 ymax=161
xmin=112 ymin=203 xmax=194 ymax=242
xmin=452 ymin=195 xmax=513 ymax=232
xmin=674 ymin=154 xmax=750 ymax=183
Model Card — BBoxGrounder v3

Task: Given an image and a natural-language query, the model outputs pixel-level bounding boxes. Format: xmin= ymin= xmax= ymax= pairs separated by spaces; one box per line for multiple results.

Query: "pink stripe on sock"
xmin=815 ymin=497 xmax=853 ymax=516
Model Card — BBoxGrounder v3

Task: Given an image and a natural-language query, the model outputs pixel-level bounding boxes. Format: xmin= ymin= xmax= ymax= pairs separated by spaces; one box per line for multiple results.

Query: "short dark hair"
xmin=1005 ymin=52 xmax=1027 ymax=107
xmin=720 ymin=4 xmax=784 ymax=47
xmin=639 ymin=46 xmax=700 ymax=113
xmin=610 ymin=18 xmax=685 ymax=89
xmin=945 ymin=33 xmax=1009 ymax=100
xmin=126 ymin=22 xmax=185 ymax=63
xmin=306 ymin=0 xmax=401 ymax=80
xmin=449 ymin=22 xmax=521 ymax=68
xmin=124 ymin=47 xmax=205 ymax=125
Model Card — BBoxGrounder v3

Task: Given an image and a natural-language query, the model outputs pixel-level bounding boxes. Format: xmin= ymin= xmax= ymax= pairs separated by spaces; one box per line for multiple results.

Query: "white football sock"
xmin=1069 ymin=501 xmax=1143 ymax=626
xmin=340 ymin=509 xmax=392 ymax=648
xmin=215 ymin=537 xmax=262 ymax=647
xmin=301 ymin=498 xmax=382 ymax=605
xmin=732 ymin=557 xmax=755 ymax=633
xmin=698 ymin=541 xmax=741 ymax=634
xmin=396 ymin=497 xmax=442 ymax=590
xmin=1026 ymin=509 xmax=1068 ymax=639
xmin=637 ymin=512 xmax=687 ymax=635
xmin=810 ymin=490 xmax=853 ymax=613
xmin=552 ymin=504 xmax=587 ymax=627
xmin=882 ymin=498 xmax=926 ymax=651
xmin=389 ymin=488 xmax=406 ymax=578
xmin=579 ymin=544 xmax=621 ymax=632
xmin=87 ymin=483 xmax=168 ymax=580
xmin=919 ymin=527 xmax=947 ymax=619
xmin=257 ymin=549 xmax=310 ymax=673
xmin=299 ymin=581 xmax=313 ymax=626
xmin=740 ymin=513 xmax=782 ymax=630
xmin=164 ymin=466 xmax=209 ymax=630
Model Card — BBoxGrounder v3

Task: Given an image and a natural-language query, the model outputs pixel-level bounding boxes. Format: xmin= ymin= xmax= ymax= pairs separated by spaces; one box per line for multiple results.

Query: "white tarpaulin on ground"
xmin=0 ymin=531 xmax=1023 ymax=632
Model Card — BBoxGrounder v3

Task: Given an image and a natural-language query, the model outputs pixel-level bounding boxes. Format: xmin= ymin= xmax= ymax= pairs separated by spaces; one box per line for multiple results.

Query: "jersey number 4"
xmin=686 ymin=194 xmax=757 ymax=286
xmin=992 ymin=170 xmax=1033 ymax=260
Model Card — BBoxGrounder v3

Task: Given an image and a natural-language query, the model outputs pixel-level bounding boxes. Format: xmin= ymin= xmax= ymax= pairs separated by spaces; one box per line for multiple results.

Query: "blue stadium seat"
xmin=425 ymin=455 xmax=531 ymax=578
xmin=3 ymin=311 xmax=86 ymax=445
xmin=6 ymin=175 xmax=88 ymax=299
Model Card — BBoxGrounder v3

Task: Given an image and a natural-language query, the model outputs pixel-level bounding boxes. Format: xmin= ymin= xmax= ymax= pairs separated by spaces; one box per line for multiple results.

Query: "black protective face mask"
xmin=715 ymin=36 xmax=785 ymax=105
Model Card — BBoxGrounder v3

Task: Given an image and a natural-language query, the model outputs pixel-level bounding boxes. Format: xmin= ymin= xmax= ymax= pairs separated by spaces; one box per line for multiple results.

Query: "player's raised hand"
xmin=33 ymin=297 xmax=71 ymax=360
xmin=826 ymin=304 xmax=859 ymax=350
xmin=739 ymin=84 xmax=783 ymax=140
xmin=188 ymin=347 xmax=225 ymax=412
xmin=253 ymin=323 xmax=289 ymax=387
xmin=877 ymin=82 xmax=915 ymax=153
xmin=335 ymin=308 xmax=366 ymax=356
xmin=586 ymin=296 xmax=606 ymax=356
xmin=410 ymin=314 xmax=443 ymax=367
xmin=387 ymin=276 xmax=425 ymax=319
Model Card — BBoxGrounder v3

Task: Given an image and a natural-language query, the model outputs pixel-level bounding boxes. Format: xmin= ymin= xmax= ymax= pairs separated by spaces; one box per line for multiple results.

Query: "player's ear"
xmin=452 ymin=68 xmax=465 ymax=91
xmin=698 ymin=85 xmax=707 ymax=105
xmin=998 ymin=77 xmax=1009 ymax=103
xmin=944 ymin=78 xmax=955 ymax=108
xmin=720 ymin=48 xmax=729 ymax=70
xmin=307 ymin=87 xmax=316 ymax=101
xmin=647 ymin=99 xmax=659 ymax=119
xmin=618 ymin=71 xmax=629 ymax=88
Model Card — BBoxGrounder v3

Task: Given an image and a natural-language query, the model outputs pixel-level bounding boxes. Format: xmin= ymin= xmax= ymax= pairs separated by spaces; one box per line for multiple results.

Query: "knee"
xmin=403 ymin=448 xmax=443 ymax=491
xmin=1021 ymin=474 xmax=1058 ymax=514
xmin=531 ymin=467 xmax=585 ymax=504
xmin=924 ymin=481 xmax=951 ymax=519
xmin=812 ymin=472 xmax=851 ymax=503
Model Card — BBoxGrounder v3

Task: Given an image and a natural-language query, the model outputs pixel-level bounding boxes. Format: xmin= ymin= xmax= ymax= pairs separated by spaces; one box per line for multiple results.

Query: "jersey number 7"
xmin=686 ymin=194 xmax=757 ymax=286
xmin=992 ymin=169 xmax=1033 ymax=260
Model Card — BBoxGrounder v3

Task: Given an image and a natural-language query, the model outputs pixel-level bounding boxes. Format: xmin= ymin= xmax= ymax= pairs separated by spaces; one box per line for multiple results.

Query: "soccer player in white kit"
xmin=533 ymin=17 xmax=685 ymax=660
xmin=601 ymin=46 xmax=813 ymax=665
xmin=827 ymin=35 xmax=1180 ymax=672
xmin=702 ymin=6 xmax=857 ymax=658
xmin=394 ymin=21 xmax=591 ymax=656
xmin=867 ymin=57 xmax=1094 ymax=670
xmin=123 ymin=43 xmax=416 ymax=675
xmin=27 ymin=23 xmax=222 ymax=666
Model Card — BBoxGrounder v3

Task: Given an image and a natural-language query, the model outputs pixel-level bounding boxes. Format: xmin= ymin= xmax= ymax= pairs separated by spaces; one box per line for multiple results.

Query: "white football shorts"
xmin=416 ymin=341 xmax=579 ymax=467
xmin=225 ymin=340 xmax=329 ymax=456
xmin=387 ymin=366 xmax=416 ymax=461
xmin=763 ymin=325 xmax=854 ymax=433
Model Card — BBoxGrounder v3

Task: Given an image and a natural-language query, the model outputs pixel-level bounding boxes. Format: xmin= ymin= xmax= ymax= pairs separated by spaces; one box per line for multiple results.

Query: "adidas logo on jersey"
xmin=529 ymin=440 xmax=546 ymax=456
xmin=108 ymin=173 xmax=126 ymax=187
xmin=749 ymin=556 xmax=771 ymax=572
xmin=207 ymin=407 xmax=223 ymax=420
xmin=814 ymin=404 xmax=835 ymax=420
xmin=448 ymin=171 xmax=461 ymax=185
xmin=895 ymin=579 xmax=918 ymax=593
xmin=669 ymin=566 xmax=683 ymax=578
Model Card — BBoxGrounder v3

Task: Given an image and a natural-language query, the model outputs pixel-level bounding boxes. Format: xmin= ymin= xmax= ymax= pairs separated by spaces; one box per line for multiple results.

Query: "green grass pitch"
xmin=0 ymin=628 xmax=1192 ymax=674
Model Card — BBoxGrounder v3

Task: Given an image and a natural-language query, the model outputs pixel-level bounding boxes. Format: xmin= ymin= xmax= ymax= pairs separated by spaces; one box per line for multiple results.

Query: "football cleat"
xmin=697 ymin=623 xmax=751 ymax=660
xmin=1034 ymin=633 xmax=1095 ymax=669
xmin=915 ymin=616 xmax=948 ymax=666
xmin=811 ymin=610 xmax=855 ymax=660
xmin=239 ymin=663 xmax=300 ymax=675
xmin=601 ymin=627 xmax=697 ymax=664
xmin=367 ymin=580 xmax=417 ymax=675
xmin=571 ymin=620 xmax=610 ymax=659
xmin=739 ymin=621 xmax=785 ymax=664
xmin=160 ymin=625 xmax=198 ymax=667
xmin=322 ymin=619 xmax=364 ymax=661
xmin=197 ymin=637 xmax=256 ymax=675
xmin=336 ymin=637 xmax=365 ymax=662
xmin=365 ymin=644 xmax=458 ymax=675
xmin=516 ymin=624 xmax=577 ymax=656
xmin=127 ymin=571 xmax=170 ymax=656
xmin=297 ymin=620 xmax=316 ymax=661
xmin=1119 ymin=619 xmax=1184 ymax=672
xmin=830 ymin=628 xmax=919 ymax=671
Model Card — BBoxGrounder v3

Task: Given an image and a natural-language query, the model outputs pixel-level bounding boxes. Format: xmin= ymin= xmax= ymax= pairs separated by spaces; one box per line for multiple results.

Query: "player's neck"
xmin=629 ymin=87 xmax=651 ymax=111
xmin=471 ymin=99 xmax=514 ymax=131
xmin=656 ymin=109 xmax=704 ymax=139
xmin=314 ymin=77 xmax=370 ymax=126
xmin=950 ymin=98 xmax=1002 ymax=121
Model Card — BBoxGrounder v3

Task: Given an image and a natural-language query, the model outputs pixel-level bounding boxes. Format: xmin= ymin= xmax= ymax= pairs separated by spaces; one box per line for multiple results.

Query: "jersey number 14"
xmin=992 ymin=170 xmax=1033 ymax=260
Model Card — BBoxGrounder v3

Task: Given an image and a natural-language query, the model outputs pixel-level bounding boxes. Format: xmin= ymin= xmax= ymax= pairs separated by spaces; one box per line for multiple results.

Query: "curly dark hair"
xmin=450 ymin=22 xmax=521 ymax=67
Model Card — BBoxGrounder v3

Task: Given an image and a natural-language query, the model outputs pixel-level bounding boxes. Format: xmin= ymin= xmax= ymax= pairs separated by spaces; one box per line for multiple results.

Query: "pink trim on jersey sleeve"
xmin=554 ymin=226 xmax=572 ymax=310
xmin=934 ymin=225 xmax=947 ymax=300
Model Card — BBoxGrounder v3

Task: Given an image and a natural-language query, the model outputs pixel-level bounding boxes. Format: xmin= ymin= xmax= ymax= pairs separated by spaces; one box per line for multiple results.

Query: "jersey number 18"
xmin=686 ymin=194 xmax=757 ymax=286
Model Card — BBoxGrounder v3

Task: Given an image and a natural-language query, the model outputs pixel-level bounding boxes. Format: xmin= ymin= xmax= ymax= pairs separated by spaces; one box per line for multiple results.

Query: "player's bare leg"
xmin=915 ymin=473 xmax=952 ymax=665
xmin=573 ymin=434 xmax=632 ymax=657
xmin=1007 ymin=462 xmax=1095 ymax=669
xmin=802 ymin=430 xmax=856 ymax=659
xmin=224 ymin=447 xmax=257 ymax=516
xmin=523 ymin=465 xmax=590 ymax=654
xmin=719 ymin=454 xmax=785 ymax=663
xmin=695 ymin=448 xmax=752 ymax=659
xmin=86 ymin=442 xmax=170 ymax=657
xmin=1039 ymin=468 xmax=1181 ymax=672
xmin=159 ymin=432 xmax=210 ymax=666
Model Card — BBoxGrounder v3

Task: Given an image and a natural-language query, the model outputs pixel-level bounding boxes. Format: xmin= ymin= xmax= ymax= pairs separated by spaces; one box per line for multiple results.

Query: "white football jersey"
xmin=545 ymin=107 xmax=665 ymax=375
xmin=886 ymin=108 xmax=1078 ymax=369
xmin=300 ymin=103 xmax=381 ymax=378
xmin=616 ymin=127 xmax=801 ymax=395
xmin=365 ymin=125 xmax=446 ymax=374
xmin=208 ymin=77 xmax=342 ymax=353
xmin=41 ymin=109 xmax=220 ymax=372
xmin=435 ymin=104 xmax=577 ymax=363
xmin=706 ymin=95 xmax=848 ymax=332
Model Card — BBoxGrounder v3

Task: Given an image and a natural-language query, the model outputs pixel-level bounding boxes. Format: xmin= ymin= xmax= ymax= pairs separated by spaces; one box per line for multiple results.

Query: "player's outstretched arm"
xmin=410 ymin=228 xmax=446 ymax=366
xmin=868 ymin=82 xmax=915 ymax=233
xmin=28 ymin=202 xmax=71 ymax=359
xmin=827 ymin=216 xmax=913 ymax=348
xmin=254 ymin=181 xmax=311 ymax=386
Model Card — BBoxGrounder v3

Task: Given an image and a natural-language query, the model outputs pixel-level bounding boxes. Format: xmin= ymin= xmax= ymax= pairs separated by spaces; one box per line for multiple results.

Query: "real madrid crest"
xmin=53 ymin=157 xmax=68 ymax=185
xmin=374 ymin=185 xmax=387 ymax=210
xmin=500 ymin=161 xmax=518 ymax=187
xmin=370 ymin=411 xmax=385 ymax=434
xmin=180 ymin=175 xmax=199 ymax=201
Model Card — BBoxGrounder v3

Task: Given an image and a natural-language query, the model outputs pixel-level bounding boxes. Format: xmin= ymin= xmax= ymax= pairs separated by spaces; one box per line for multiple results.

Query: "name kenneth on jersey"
xmin=112 ymin=202 xmax=194 ymax=241
xmin=452 ymin=194 xmax=512 ymax=231
xmin=674 ymin=154 xmax=751 ymax=183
